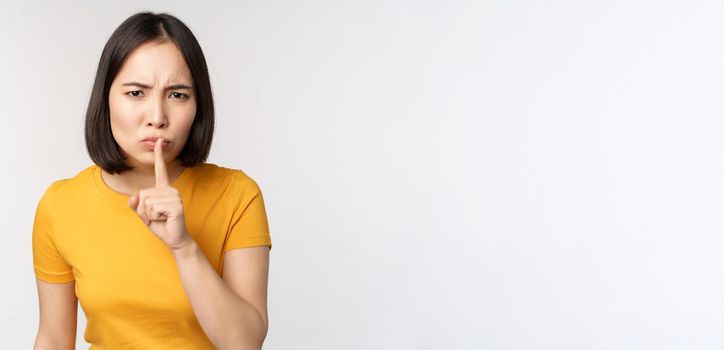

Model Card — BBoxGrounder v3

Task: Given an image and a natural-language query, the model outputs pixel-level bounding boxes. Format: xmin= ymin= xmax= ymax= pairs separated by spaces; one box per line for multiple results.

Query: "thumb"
xmin=128 ymin=193 xmax=139 ymax=210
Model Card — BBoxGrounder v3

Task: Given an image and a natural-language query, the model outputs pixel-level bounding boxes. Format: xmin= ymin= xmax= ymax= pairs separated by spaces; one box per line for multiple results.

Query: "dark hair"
xmin=85 ymin=12 xmax=214 ymax=174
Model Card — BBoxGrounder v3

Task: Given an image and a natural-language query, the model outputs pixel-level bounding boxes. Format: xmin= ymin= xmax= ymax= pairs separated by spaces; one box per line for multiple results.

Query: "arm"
xmin=172 ymin=241 xmax=270 ymax=350
xmin=129 ymin=144 xmax=269 ymax=348
xmin=33 ymin=279 xmax=77 ymax=350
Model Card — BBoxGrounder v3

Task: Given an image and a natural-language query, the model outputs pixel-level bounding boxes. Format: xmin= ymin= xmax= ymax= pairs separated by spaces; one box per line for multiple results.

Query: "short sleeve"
xmin=32 ymin=184 xmax=74 ymax=283
xmin=224 ymin=174 xmax=272 ymax=252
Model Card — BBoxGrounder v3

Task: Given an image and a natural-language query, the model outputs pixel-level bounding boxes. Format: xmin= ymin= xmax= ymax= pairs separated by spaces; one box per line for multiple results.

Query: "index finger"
xmin=155 ymin=137 xmax=169 ymax=187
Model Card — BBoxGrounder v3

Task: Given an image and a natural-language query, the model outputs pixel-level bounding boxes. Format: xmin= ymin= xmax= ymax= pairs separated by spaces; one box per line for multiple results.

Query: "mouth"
xmin=141 ymin=138 xmax=171 ymax=150
xmin=142 ymin=136 xmax=171 ymax=143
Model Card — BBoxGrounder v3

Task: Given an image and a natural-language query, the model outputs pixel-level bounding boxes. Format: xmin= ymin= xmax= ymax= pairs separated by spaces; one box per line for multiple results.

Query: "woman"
xmin=32 ymin=12 xmax=272 ymax=349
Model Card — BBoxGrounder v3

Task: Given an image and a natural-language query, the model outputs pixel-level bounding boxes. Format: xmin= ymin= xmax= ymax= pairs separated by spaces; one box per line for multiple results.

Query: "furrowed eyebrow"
xmin=121 ymin=82 xmax=193 ymax=90
xmin=167 ymin=84 xmax=193 ymax=90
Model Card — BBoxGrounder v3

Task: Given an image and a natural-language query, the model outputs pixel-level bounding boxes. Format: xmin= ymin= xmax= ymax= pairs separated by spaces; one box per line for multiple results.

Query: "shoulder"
xmin=35 ymin=165 xmax=96 ymax=222
xmin=194 ymin=163 xmax=263 ymax=195
xmin=39 ymin=165 xmax=97 ymax=203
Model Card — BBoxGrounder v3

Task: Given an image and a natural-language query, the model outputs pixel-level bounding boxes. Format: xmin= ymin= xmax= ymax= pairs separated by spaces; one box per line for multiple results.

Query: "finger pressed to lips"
xmin=127 ymin=138 xmax=173 ymax=225
xmin=155 ymin=138 xmax=170 ymax=187
xmin=142 ymin=140 xmax=170 ymax=150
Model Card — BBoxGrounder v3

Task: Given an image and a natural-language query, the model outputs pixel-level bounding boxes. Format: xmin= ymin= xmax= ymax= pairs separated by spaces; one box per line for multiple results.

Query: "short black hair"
xmin=85 ymin=12 xmax=214 ymax=174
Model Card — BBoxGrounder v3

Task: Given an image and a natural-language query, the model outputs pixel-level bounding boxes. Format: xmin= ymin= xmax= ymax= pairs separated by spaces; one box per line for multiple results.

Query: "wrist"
xmin=170 ymin=237 xmax=199 ymax=261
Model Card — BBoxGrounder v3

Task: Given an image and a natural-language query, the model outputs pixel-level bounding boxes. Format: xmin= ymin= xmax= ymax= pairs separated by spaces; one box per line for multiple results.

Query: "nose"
xmin=146 ymin=95 xmax=168 ymax=128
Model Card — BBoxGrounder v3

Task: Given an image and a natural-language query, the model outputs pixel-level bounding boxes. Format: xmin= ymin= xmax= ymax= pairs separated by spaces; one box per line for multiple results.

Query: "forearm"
xmin=172 ymin=239 xmax=266 ymax=350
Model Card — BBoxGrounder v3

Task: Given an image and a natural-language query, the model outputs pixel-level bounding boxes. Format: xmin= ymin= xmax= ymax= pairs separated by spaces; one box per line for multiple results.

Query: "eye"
xmin=126 ymin=90 xmax=144 ymax=97
xmin=170 ymin=92 xmax=189 ymax=99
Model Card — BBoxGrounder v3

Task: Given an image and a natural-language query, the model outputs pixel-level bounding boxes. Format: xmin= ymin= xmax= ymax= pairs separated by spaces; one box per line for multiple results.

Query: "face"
xmin=108 ymin=40 xmax=196 ymax=169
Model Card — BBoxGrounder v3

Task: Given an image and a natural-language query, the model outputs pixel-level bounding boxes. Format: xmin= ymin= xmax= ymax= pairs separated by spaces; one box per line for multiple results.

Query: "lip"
xmin=141 ymin=137 xmax=171 ymax=150
xmin=142 ymin=136 xmax=171 ymax=143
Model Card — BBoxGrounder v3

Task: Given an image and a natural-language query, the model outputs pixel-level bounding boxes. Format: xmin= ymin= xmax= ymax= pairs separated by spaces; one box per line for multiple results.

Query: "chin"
xmin=124 ymin=154 xmax=153 ymax=166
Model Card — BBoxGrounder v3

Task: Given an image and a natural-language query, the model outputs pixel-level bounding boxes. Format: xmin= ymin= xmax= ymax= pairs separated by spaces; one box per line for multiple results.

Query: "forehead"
xmin=115 ymin=40 xmax=192 ymax=83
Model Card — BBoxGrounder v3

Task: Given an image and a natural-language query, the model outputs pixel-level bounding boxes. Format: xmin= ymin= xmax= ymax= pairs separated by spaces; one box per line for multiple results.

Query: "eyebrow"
xmin=122 ymin=82 xmax=193 ymax=90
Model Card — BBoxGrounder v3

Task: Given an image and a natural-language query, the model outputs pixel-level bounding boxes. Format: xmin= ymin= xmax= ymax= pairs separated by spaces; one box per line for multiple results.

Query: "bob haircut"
xmin=85 ymin=12 xmax=214 ymax=174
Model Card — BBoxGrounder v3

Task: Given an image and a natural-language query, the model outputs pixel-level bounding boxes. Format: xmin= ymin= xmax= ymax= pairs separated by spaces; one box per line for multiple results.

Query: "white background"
xmin=2 ymin=0 xmax=724 ymax=349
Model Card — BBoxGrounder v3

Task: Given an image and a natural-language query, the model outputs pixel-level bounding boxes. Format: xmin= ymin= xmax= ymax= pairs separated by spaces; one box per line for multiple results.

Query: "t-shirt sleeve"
xmin=224 ymin=173 xmax=272 ymax=252
xmin=32 ymin=184 xmax=74 ymax=283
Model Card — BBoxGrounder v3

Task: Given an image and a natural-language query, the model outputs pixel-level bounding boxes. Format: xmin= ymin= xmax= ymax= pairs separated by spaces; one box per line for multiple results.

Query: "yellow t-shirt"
xmin=32 ymin=163 xmax=272 ymax=349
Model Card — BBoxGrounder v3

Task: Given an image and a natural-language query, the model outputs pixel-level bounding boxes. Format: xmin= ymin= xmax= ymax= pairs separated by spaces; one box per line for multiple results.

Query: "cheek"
xmin=175 ymin=102 xmax=197 ymax=128
xmin=109 ymin=96 xmax=139 ymax=119
xmin=173 ymin=104 xmax=196 ymax=149
xmin=108 ymin=98 xmax=139 ymax=142
xmin=179 ymin=99 xmax=196 ymax=118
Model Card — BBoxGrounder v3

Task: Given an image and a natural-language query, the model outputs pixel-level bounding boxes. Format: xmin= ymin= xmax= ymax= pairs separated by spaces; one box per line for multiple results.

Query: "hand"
xmin=128 ymin=138 xmax=191 ymax=251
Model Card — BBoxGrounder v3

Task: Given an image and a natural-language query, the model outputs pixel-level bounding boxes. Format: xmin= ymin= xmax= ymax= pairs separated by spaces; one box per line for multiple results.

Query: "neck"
xmin=101 ymin=159 xmax=185 ymax=196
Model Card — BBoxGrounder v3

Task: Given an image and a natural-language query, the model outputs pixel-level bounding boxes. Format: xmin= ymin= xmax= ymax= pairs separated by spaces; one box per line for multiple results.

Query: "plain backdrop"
xmin=2 ymin=0 xmax=724 ymax=349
